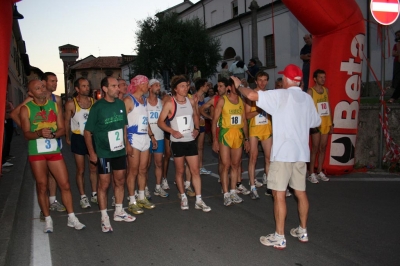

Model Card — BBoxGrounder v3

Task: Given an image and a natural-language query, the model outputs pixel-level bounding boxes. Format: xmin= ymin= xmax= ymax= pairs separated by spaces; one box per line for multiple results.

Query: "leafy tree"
xmin=133 ymin=12 xmax=221 ymax=82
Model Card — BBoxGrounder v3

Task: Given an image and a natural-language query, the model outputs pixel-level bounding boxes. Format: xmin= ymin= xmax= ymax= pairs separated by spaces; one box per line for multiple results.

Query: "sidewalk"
xmin=0 ymin=134 xmax=28 ymax=266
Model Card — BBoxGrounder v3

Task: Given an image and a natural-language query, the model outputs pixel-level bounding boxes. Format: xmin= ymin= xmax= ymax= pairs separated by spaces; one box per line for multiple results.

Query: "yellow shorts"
xmin=219 ymin=128 xmax=243 ymax=149
xmin=318 ymin=125 xmax=331 ymax=135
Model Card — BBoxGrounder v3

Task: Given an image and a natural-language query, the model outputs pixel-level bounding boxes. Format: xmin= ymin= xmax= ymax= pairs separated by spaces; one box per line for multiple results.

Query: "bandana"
xmin=127 ymin=75 xmax=148 ymax=94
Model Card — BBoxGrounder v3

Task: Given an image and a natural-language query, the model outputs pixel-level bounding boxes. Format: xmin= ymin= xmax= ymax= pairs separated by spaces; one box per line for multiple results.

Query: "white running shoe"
xmin=113 ymin=210 xmax=136 ymax=222
xmin=223 ymin=193 xmax=232 ymax=206
xmin=181 ymin=197 xmax=189 ymax=210
xmin=236 ymin=184 xmax=251 ymax=195
xmin=101 ymin=216 xmax=113 ymax=233
xmin=262 ymin=173 xmax=268 ymax=185
xmin=161 ymin=178 xmax=170 ymax=190
xmin=67 ymin=216 xmax=86 ymax=230
xmin=44 ymin=217 xmax=53 ymax=233
xmin=91 ymin=195 xmax=98 ymax=204
xmin=286 ymin=189 xmax=292 ymax=197
xmin=317 ymin=172 xmax=330 ymax=182
xmin=260 ymin=233 xmax=286 ymax=249
xmin=307 ymin=173 xmax=319 ymax=184
xmin=195 ymin=200 xmax=211 ymax=212
xmin=154 ymin=187 xmax=169 ymax=197
xmin=80 ymin=197 xmax=91 ymax=209
xmin=254 ymin=179 xmax=263 ymax=188
xmin=145 ymin=187 xmax=152 ymax=200
xmin=200 ymin=167 xmax=211 ymax=175
xmin=290 ymin=226 xmax=309 ymax=242
xmin=230 ymin=192 xmax=243 ymax=204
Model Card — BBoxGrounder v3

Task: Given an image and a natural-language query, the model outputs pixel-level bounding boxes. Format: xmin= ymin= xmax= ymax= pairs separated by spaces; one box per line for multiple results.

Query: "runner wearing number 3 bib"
xmin=20 ymin=80 xmax=85 ymax=233
xmin=307 ymin=69 xmax=332 ymax=183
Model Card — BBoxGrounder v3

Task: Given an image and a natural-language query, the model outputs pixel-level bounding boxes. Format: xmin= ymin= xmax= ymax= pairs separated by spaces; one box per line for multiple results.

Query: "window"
xmin=223 ymin=47 xmax=236 ymax=60
xmin=264 ymin=34 xmax=275 ymax=69
xmin=232 ymin=0 xmax=238 ymax=18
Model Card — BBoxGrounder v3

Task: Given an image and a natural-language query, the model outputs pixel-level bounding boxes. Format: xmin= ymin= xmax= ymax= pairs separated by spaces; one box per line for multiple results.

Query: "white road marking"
xmin=203 ymin=155 xmax=263 ymax=167
xmin=330 ymin=177 xmax=400 ymax=181
xmin=31 ymin=184 xmax=52 ymax=266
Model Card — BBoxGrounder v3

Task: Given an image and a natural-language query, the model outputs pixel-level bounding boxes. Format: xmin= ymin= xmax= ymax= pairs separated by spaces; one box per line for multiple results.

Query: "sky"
xmin=17 ymin=0 xmax=199 ymax=95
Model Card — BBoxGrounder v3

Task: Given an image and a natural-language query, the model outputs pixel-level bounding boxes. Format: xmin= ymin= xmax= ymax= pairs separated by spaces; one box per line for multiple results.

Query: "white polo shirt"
xmin=256 ymin=86 xmax=321 ymax=162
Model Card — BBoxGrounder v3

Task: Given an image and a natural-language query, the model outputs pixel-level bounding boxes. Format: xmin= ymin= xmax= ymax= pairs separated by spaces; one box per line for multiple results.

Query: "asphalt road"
xmin=4 ymin=138 xmax=400 ymax=266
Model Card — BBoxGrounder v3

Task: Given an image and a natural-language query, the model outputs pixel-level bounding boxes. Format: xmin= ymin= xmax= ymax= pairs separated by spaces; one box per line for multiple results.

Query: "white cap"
xmin=149 ymin=79 xmax=160 ymax=86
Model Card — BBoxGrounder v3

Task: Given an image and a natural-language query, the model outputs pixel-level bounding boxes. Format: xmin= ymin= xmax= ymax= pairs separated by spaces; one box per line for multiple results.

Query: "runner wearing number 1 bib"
xmin=307 ymin=69 xmax=333 ymax=183
xmin=157 ymin=75 xmax=211 ymax=212
xmin=20 ymin=80 xmax=85 ymax=233
xmin=124 ymin=75 xmax=155 ymax=215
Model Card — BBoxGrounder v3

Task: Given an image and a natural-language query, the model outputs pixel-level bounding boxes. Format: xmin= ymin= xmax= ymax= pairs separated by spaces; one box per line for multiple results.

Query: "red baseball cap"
xmin=278 ymin=64 xmax=303 ymax=82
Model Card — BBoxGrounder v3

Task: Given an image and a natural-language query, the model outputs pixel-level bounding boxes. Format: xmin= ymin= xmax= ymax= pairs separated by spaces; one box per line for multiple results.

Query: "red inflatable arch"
xmin=282 ymin=0 xmax=365 ymax=175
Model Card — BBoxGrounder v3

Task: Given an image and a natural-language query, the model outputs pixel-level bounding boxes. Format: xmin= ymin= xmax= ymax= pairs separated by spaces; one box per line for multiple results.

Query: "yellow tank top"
xmin=248 ymin=101 xmax=272 ymax=137
xmin=219 ymin=95 xmax=244 ymax=129
xmin=311 ymin=87 xmax=332 ymax=126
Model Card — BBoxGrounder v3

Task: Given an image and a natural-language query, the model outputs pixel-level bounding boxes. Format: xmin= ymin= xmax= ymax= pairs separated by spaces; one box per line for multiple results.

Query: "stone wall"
xmin=355 ymin=103 xmax=400 ymax=168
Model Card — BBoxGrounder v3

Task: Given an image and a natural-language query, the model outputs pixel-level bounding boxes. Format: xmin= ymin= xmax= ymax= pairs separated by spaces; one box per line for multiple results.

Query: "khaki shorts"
xmin=267 ymin=161 xmax=307 ymax=191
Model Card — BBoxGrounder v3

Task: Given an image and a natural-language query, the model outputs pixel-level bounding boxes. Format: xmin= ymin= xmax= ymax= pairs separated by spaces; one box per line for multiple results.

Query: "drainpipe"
xmin=239 ymin=18 xmax=244 ymax=61
xmin=201 ymin=1 xmax=205 ymax=29
xmin=366 ymin=1 xmax=371 ymax=96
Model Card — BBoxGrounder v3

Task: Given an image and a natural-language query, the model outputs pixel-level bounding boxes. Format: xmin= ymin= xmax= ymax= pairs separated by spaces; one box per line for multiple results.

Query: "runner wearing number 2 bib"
xmin=212 ymin=77 xmax=250 ymax=207
xmin=20 ymin=80 xmax=85 ymax=233
xmin=84 ymin=77 xmax=135 ymax=233
xmin=307 ymin=69 xmax=332 ymax=183
xmin=157 ymin=75 xmax=211 ymax=212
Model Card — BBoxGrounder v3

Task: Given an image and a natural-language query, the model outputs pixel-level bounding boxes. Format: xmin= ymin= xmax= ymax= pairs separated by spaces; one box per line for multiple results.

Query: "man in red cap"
xmin=232 ymin=64 xmax=321 ymax=249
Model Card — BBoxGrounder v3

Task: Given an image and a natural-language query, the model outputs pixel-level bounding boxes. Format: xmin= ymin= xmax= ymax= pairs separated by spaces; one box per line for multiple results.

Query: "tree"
xmin=133 ymin=12 xmax=221 ymax=82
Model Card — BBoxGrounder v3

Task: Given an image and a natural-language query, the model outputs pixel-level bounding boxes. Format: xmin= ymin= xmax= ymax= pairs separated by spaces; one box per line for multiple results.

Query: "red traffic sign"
xmin=371 ymin=0 xmax=400 ymax=25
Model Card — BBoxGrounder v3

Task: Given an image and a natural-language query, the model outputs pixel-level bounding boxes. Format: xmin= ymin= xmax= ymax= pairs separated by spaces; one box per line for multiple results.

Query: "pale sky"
xmin=17 ymin=0 xmax=199 ymax=95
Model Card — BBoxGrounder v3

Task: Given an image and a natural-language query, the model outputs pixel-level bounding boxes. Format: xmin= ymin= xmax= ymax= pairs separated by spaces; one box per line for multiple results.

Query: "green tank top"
xmin=26 ymin=100 xmax=60 ymax=155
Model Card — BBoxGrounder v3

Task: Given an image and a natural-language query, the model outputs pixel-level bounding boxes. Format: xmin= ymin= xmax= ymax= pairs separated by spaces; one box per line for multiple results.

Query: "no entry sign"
xmin=371 ymin=0 xmax=400 ymax=25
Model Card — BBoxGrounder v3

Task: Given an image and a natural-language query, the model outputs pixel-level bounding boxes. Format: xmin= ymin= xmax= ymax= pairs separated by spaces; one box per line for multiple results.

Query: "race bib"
xmin=108 ymin=129 xmax=124 ymax=151
xmin=37 ymin=139 xmax=58 ymax=153
xmin=137 ymin=115 xmax=148 ymax=133
xmin=176 ymin=115 xmax=192 ymax=133
xmin=230 ymin=115 xmax=241 ymax=125
xmin=148 ymin=111 xmax=159 ymax=124
xmin=317 ymin=102 xmax=330 ymax=116
xmin=255 ymin=113 xmax=268 ymax=125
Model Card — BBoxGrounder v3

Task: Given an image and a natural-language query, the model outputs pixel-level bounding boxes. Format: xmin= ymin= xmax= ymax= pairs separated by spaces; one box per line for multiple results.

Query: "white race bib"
xmin=37 ymin=139 xmax=58 ymax=153
xmin=176 ymin=115 xmax=192 ymax=133
xmin=317 ymin=102 xmax=330 ymax=116
xmin=255 ymin=113 xmax=268 ymax=125
xmin=108 ymin=129 xmax=124 ymax=151
xmin=230 ymin=115 xmax=241 ymax=125
xmin=137 ymin=115 xmax=148 ymax=133
xmin=148 ymin=111 xmax=159 ymax=125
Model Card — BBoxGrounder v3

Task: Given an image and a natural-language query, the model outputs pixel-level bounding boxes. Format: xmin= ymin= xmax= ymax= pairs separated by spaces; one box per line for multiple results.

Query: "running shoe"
xmin=200 ymin=167 xmax=211 ymax=175
xmin=67 ymin=216 xmax=86 ymax=230
xmin=286 ymin=189 xmax=292 ymax=197
xmin=262 ymin=173 xmax=268 ymax=185
xmin=223 ymin=193 xmax=232 ymax=206
xmin=195 ymin=200 xmax=211 ymax=212
xmin=91 ymin=195 xmax=98 ymax=204
xmin=44 ymin=217 xmax=53 ymax=233
xmin=154 ymin=187 xmax=169 ymax=198
xmin=236 ymin=184 xmax=250 ymax=195
xmin=2 ymin=162 xmax=13 ymax=167
xmin=128 ymin=202 xmax=144 ymax=215
xmin=145 ymin=187 xmax=152 ymax=200
xmin=40 ymin=211 xmax=45 ymax=222
xmin=230 ymin=192 xmax=243 ymax=204
xmin=181 ymin=197 xmax=189 ymax=210
xmin=113 ymin=210 xmax=136 ymax=222
xmin=101 ymin=216 xmax=113 ymax=233
xmin=80 ymin=197 xmax=91 ymax=209
xmin=161 ymin=178 xmax=170 ymax=190
xmin=307 ymin=173 xmax=319 ymax=184
xmin=265 ymin=189 xmax=273 ymax=196
xmin=49 ymin=200 xmax=66 ymax=212
xmin=250 ymin=188 xmax=260 ymax=200
xmin=254 ymin=179 xmax=263 ymax=188
xmin=112 ymin=196 xmax=115 ymax=207
xmin=137 ymin=198 xmax=156 ymax=209
xmin=290 ymin=226 xmax=309 ymax=242
xmin=185 ymin=186 xmax=196 ymax=197
xmin=317 ymin=172 xmax=330 ymax=182
xmin=260 ymin=233 xmax=286 ymax=249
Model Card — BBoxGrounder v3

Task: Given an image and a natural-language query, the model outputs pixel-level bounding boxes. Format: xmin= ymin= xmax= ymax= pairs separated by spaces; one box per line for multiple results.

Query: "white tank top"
xmin=127 ymin=94 xmax=148 ymax=136
xmin=147 ymin=98 xmax=164 ymax=141
xmin=71 ymin=97 xmax=93 ymax=135
xmin=169 ymin=97 xmax=194 ymax=142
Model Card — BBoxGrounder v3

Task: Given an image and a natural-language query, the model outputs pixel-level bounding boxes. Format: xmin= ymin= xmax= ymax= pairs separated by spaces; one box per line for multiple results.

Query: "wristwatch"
xmin=237 ymin=84 xmax=244 ymax=89
xmin=51 ymin=132 xmax=56 ymax=138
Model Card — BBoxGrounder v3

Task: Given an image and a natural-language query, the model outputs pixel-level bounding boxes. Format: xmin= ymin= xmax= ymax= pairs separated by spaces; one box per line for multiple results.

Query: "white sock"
xmin=251 ymin=185 xmax=256 ymax=190
xmin=224 ymin=192 xmax=230 ymax=197
xmin=115 ymin=204 xmax=123 ymax=213
xmin=181 ymin=193 xmax=187 ymax=199
xmin=275 ymin=232 xmax=284 ymax=238
xmin=45 ymin=216 xmax=51 ymax=222
xmin=100 ymin=209 xmax=108 ymax=219
xmin=138 ymin=190 xmax=145 ymax=200
xmin=230 ymin=189 xmax=236 ymax=194
xmin=129 ymin=196 xmax=136 ymax=205
xmin=299 ymin=226 xmax=306 ymax=231
xmin=195 ymin=195 xmax=202 ymax=202
xmin=156 ymin=184 xmax=161 ymax=190
xmin=145 ymin=186 xmax=149 ymax=191
xmin=49 ymin=196 xmax=56 ymax=204
xmin=80 ymin=195 xmax=86 ymax=199
xmin=185 ymin=181 xmax=190 ymax=189
xmin=68 ymin=213 xmax=76 ymax=219
xmin=92 ymin=192 xmax=97 ymax=197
